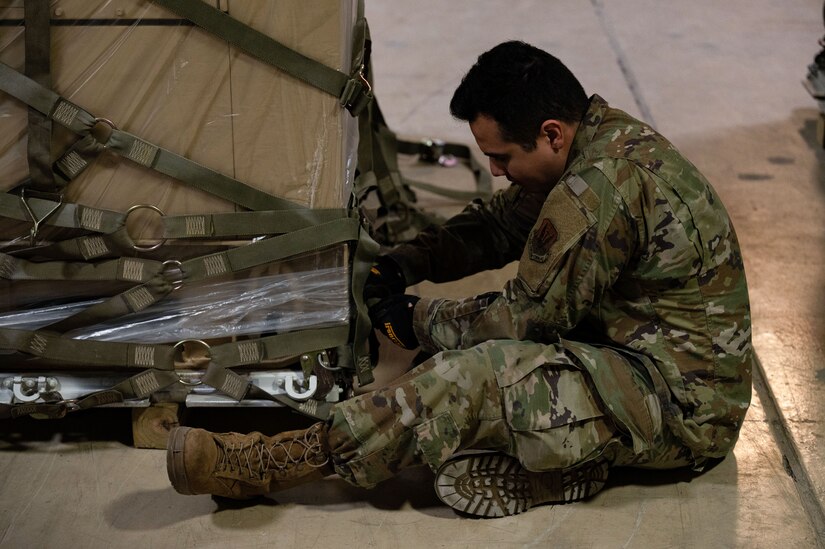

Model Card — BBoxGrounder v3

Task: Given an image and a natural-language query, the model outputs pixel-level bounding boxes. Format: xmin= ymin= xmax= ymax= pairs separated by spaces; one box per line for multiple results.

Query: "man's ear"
xmin=540 ymin=119 xmax=565 ymax=151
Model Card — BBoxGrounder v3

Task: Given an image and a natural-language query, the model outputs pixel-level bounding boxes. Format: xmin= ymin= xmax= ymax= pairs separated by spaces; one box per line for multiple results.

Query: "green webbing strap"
xmin=0 ymin=62 xmax=303 ymax=212
xmin=0 ymin=193 xmax=125 ymax=233
xmin=250 ymin=385 xmax=335 ymax=421
xmin=52 ymin=135 xmax=102 ymax=184
xmin=22 ymin=228 xmax=135 ymax=261
xmin=0 ymin=393 xmax=102 ymax=419
xmin=119 ymin=129 xmax=302 ymax=212
xmin=177 ymin=216 xmax=360 ymax=279
xmin=355 ymin=95 xmax=448 ymax=242
xmin=402 ymin=178 xmax=490 ymax=203
xmin=396 ymin=139 xmax=493 ymax=199
xmin=23 ymin=0 xmax=54 ymax=191
xmin=0 ymin=327 xmax=175 ymax=368
xmin=209 ymin=325 xmax=351 ymax=368
xmin=1 ymin=183 xmax=348 ymax=244
xmin=44 ymin=217 xmax=362 ymax=332
xmin=0 ymin=62 xmax=87 ymax=130
xmin=198 ymin=326 xmax=351 ymax=419
xmin=0 ymin=324 xmax=347 ymax=372
xmin=152 ymin=0 xmax=372 ymax=116
xmin=349 ymin=222 xmax=379 ymax=384
xmin=162 ymin=208 xmax=349 ymax=239
xmin=0 ymin=391 xmax=119 ymax=419
xmin=202 ymin=366 xmax=333 ymax=420
xmin=356 ymin=96 xmax=409 ymax=209
xmin=0 ymin=252 xmax=158 ymax=283
xmin=0 ymin=327 xmax=349 ymax=419
xmin=0 ymin=369 xmax=180 ymax=419
xmin=110 ymin=369 xmax=181 ymax=399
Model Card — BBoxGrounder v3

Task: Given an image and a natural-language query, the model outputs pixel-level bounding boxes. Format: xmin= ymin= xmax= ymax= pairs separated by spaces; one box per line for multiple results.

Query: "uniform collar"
xmin=567 ymin=94 xmax=609 ymax=167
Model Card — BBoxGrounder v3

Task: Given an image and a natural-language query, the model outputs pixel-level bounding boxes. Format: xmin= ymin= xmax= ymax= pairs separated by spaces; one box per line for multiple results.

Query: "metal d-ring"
xmin=173 ymin=339 xmax=211 ymax=386
xmin=161 ymin=259 xmax=185 ymax=290
xmin=125 ymin=204 xmax=166 ymax=252
xmin=91 ymin=117 xmax=117 ymax=146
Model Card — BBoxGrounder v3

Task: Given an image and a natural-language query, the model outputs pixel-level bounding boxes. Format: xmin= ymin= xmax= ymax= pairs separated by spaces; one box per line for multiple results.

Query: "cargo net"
xmin=0 ymin=0 xmax=378 ymax=419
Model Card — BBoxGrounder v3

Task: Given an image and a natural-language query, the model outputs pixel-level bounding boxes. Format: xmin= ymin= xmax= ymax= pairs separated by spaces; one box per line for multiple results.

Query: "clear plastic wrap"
xmin=0 ymin=267 xmax=349 ymax=344
xmin=0 ymin=0 xmax=359 ymax=219
xmin=0 ymin=1 xmax=360 ymax=351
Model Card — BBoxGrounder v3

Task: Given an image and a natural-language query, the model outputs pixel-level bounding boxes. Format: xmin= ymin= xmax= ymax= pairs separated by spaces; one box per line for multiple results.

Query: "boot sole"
xmin=434 ymin=453 xmax=608 ymax=518
xmin=167 ymin=426 xmax=195 ymax=495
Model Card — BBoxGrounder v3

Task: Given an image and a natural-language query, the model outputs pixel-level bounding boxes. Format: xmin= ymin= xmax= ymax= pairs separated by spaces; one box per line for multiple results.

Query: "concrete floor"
xmin=2 ymin=0 xmax=825 ymax=547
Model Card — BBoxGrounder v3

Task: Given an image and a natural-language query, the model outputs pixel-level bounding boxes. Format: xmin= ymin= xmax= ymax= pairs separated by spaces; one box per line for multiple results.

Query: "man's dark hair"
xmin=450 ymin=41 xmax=589 ymax=150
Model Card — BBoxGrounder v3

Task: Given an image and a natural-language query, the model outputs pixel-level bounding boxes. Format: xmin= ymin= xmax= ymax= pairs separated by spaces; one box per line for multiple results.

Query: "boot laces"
xmin=217 ymin=428 xmax=328 ymax=481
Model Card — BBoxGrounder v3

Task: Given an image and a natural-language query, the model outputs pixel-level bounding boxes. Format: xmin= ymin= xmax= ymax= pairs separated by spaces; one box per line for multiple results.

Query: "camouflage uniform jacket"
xmin=390 ymin=95 xmax=753 ymax=462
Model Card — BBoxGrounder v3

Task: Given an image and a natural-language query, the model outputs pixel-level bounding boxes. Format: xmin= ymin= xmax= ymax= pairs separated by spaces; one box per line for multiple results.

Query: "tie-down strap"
xmin=0 ymin=324 xmax=350 ymax=419
xmin=0 ymin=62 xmax=302 ymax=212
xmin=0 ymin=192 xmax=352 ymax=261
xmin=43 ymin=216 xmax=362 ymax=332
xmin=0 ymin=369 xmax=181 ymax=420
xmin=0 ymin=324 xmax=349 ymax=370
xmin=151 ymin=0 xmax=372 ymax=116
xmin=0 ymin=253 xmax=158 ymax=283
xmin=0 ymin=192 xmax=125 ymax=234
xmin=1 ymin=208 xmax=379 ymax=385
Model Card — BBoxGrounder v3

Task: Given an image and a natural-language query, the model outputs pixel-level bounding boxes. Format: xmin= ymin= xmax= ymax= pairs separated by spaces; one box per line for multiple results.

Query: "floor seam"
xmin=589 ymin=0 xmax=656 ymax=127
xmin=753 ymin=352 xmax=825 ymax=547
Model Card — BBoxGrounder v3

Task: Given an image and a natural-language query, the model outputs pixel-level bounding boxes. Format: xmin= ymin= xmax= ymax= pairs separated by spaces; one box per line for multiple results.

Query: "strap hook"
xmin=19 ymin=188 xmax=63 ymax=247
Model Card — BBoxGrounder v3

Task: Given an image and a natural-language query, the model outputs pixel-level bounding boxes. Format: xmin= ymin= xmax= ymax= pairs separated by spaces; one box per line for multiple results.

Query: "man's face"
xmin=470 ymin=114 xmax=570 ymax=195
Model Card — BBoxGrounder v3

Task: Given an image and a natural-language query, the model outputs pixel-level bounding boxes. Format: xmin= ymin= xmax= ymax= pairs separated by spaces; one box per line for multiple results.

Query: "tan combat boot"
xmin=166 ymin=422 xmax=333 ymax=498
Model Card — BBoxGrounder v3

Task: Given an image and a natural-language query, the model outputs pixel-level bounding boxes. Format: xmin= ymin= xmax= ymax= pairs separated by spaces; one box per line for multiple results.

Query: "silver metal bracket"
xmin=2 ymin=376 xmax=59 ymax=403
xmin=283 ymin=373 xmax=318 ymax=401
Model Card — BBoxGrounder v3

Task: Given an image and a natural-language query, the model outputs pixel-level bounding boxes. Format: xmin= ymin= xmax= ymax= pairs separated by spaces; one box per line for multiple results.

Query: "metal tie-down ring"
xmin=125 ymin=204 xmax=167 ymax=252
xmin=173 ymin=339 xmax=211 ymax=386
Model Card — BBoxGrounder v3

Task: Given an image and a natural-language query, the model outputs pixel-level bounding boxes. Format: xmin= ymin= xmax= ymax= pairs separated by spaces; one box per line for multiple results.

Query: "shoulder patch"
xmin=517 ymin=185 xmax=596 ymax=296
xmin=528 ymin=218 xmax=557 ymax=262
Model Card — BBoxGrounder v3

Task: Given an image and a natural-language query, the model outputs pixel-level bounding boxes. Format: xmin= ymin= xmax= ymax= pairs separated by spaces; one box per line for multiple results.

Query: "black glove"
xmin=364 ymin=255 xmax=407 ymax=305
xmin=369 ymin=294 xmax=420 ymax=349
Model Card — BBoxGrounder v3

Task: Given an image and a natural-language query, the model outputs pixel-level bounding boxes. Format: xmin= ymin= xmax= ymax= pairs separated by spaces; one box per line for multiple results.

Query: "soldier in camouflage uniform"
xmin=166 ymin=41 xmax=753 ymax=518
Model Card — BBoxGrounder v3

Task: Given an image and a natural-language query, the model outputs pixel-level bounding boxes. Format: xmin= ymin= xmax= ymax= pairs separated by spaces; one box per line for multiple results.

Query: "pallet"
xmin=132 ymin=403 xmax=180 ymax=449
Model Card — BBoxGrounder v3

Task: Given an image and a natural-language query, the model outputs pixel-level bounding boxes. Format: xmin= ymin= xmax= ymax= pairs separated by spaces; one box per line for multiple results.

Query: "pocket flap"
xmin=503 ymin=366 xmax=605 ymax=432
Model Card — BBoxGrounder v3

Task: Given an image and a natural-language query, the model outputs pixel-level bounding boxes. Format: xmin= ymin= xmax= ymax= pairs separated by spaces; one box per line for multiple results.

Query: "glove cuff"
xmin=375 ymin=255 xmax=407 ymax=293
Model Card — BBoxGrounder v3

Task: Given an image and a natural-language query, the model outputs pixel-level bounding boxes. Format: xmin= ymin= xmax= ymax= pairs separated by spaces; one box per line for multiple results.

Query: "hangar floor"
xmin=1 ymin=1 xmax=824 ymax=547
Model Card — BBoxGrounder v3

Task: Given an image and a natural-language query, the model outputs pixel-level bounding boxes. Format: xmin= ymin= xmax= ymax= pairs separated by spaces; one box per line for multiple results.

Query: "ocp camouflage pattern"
xmin=328 ymin=340 xmax=629 ymax=487
xmin=407 ymin=95 xmax=753 ymax=463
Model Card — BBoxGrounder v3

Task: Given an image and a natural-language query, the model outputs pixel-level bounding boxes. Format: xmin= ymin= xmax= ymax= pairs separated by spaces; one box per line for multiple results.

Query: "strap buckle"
xmin=419 ymin=139 xmax=458 ymax=167
xmin=340 ymin=64 xmax=373 ymax=116
xmin=57 ymin=399 xmax=81 ymax=413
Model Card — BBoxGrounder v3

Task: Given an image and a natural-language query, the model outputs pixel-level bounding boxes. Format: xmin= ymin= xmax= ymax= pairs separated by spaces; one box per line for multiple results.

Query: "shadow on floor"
xmin=0 ymin=406 xmax=317 ymax=450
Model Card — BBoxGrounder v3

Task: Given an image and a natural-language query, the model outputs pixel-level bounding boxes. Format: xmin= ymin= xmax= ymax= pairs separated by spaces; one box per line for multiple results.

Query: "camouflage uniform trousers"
xmin=327 ymin=339 xmax=694 ymax=488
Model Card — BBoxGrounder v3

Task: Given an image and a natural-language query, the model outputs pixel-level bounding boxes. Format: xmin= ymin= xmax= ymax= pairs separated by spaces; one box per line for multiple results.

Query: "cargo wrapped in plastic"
xmin=0 ymin=0 xmax=373 ymax=417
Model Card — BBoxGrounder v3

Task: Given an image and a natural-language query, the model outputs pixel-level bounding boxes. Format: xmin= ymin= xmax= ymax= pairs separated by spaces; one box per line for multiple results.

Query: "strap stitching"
xmin=134 ymin=345 xmax=155 ymax=367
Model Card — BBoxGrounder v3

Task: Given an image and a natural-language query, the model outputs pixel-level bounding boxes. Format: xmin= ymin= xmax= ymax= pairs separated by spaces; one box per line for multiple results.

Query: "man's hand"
xmin=369 ymin=294 xmax=420 ymax=349
xmin=364 ymin=256 xmax=406 ymax=304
